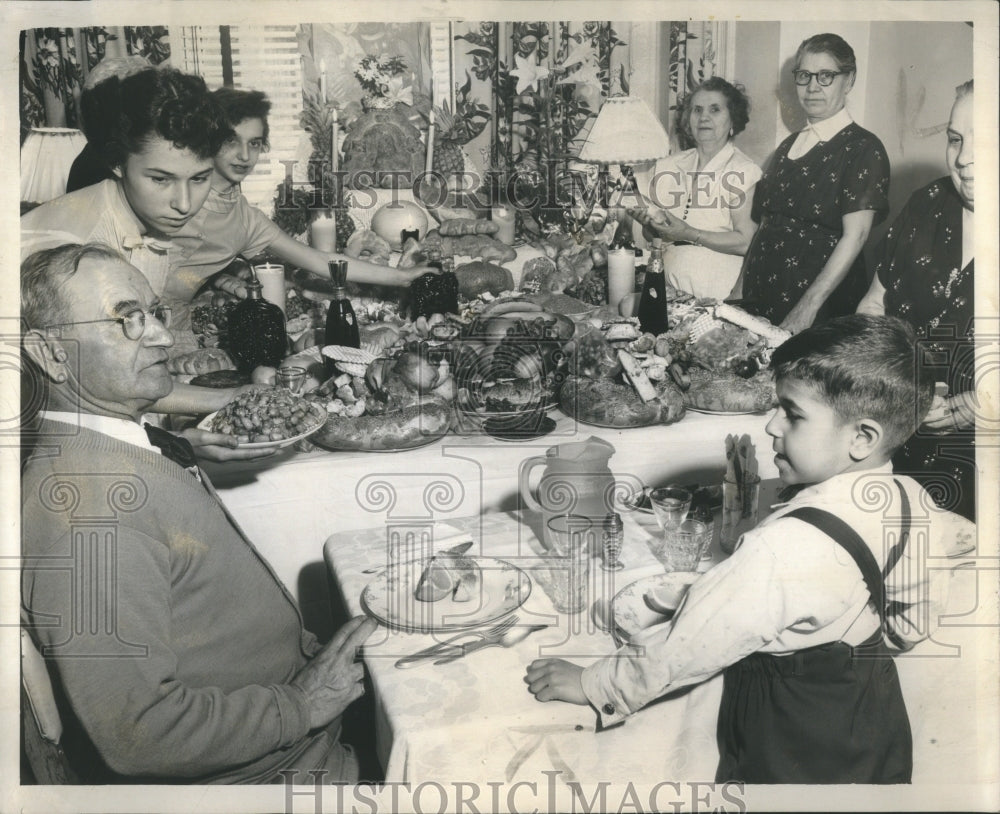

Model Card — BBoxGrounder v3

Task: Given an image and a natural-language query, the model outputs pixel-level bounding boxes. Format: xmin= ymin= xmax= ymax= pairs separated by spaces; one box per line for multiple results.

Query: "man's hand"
xmin=292 ymin=616 xmax=378 ymax=731
xmin=179 ymin=427 xmax=277 ymax=462
xmin=524 ymin=658 xmax=588 ymax=705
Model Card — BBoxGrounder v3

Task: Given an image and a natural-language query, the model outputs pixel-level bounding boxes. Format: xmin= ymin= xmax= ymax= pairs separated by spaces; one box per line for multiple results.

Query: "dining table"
xmin=321 ymin=500 xmax=996 ymax=795
xmin=201 ymin=407 xmax=780 ymax=633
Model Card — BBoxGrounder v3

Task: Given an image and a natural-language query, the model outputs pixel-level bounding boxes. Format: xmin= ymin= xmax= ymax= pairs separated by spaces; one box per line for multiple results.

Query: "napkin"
xmin=725 ymin=433 xmax=758 ymax=516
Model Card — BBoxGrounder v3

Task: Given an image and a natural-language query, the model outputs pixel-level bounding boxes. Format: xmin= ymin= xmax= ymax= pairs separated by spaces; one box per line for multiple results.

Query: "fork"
xmin=394 ymin=616 xmax=518 ymax=668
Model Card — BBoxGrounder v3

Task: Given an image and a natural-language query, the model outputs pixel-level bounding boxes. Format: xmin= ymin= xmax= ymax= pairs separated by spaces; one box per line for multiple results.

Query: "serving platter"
xmin=685 ymin=406 xmax=767 ymax=417
xmin=362 ymin=556 xmax=531 ymax=633
xmin=197 ymin=401 xmax=327 ymax=450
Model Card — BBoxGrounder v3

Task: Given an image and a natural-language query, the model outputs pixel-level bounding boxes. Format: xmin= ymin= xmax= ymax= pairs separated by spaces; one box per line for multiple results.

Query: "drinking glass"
xmin=541 ymin=514 xmax=593 ymax=613
xmin=649 ymin=518 xmax=712 ymax=572
xmin=277 ymin=366 xmax=307 ymax=394
xmin=648 ymin=486 xmax=692 ymax=532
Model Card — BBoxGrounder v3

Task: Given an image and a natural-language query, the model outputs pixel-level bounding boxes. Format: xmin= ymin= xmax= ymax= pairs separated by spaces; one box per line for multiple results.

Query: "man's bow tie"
xmin=144 ymin=423 xmax=197 ymax=469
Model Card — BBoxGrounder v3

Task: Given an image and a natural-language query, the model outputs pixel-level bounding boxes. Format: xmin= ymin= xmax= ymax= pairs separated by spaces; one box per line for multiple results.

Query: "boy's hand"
xmin=524 ymin=658 xmax=588 ymax=705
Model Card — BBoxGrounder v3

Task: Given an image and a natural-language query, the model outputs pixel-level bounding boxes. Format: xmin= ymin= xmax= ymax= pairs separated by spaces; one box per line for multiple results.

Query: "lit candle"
xmin=491 ymin=205 xmax=516 ymax=245
xmin=331 ymin=106 xmax=339 ymax=173
xmin=425 ymin=110 xmax=435 ymax=174
xmin=319 ymin=59 xmax=327 ymax=104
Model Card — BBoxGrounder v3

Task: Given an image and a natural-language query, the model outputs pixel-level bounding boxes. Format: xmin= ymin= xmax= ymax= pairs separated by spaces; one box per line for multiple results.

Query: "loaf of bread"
xmin=713 ymin=303 xmax=790 ymax=348
xmin=166 ymin=348 xmax=236 ymax=376
xmin=439 ymin=218 xmax=500 ymax=237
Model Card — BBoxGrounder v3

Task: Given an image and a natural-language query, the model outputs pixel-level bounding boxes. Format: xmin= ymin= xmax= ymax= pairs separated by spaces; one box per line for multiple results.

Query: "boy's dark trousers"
xmin=715 ymin=498 xmax=914 ymax=784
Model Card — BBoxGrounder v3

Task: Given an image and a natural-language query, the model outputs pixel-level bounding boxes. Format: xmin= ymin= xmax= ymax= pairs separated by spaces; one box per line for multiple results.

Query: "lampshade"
xmin=578 ymin=96 xmax=671 ymax=164
xmin=20 ymin=127 xmax=88 ymax=203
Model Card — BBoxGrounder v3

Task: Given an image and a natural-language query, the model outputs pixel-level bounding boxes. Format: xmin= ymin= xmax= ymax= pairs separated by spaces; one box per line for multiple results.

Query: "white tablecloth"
xmin=321 ymin=510 xmax=997 ymax=791
xmin=203 ymin=409 xmax=779 ymax=621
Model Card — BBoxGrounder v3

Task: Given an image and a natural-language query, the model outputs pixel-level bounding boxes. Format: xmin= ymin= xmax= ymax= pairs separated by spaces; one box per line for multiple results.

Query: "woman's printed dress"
xmin=875 ymin=177 xmax=975 ymax=520
xmin=742 ymin=123 xmax=890 ymax=324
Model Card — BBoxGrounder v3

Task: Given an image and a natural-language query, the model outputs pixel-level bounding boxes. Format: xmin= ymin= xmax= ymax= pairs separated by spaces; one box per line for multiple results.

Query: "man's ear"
xmin=22 ymin=330 xmax=70 ymax=384
xmin=848 ymin=417 xmax=884 ymax=462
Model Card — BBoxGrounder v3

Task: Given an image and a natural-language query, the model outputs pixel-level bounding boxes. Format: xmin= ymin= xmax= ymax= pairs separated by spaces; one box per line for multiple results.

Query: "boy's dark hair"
xmin=85 ymin=68 xmax=230 ymax=170
xmin=770 ymin=315 xmax=933 ymax=453
xmin=212 ymin=87 xmax=272 ymax=149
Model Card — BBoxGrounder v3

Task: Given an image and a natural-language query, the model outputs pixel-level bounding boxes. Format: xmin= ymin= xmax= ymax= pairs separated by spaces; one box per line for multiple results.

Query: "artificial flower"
xmin=510 ymin=53 xmax=551 ymax=95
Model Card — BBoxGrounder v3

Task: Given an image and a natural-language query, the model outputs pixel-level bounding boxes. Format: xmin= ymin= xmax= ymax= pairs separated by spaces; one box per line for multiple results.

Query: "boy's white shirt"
xmin=582 ymin=462 xmax=976 ymax=726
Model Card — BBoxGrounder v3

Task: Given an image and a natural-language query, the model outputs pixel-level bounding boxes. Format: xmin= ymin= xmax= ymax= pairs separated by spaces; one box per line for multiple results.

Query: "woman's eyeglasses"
xmin=792 ymin=70 xmax=846 ymax=87
xmin=44 ymin=304 xmax=173 ymax=341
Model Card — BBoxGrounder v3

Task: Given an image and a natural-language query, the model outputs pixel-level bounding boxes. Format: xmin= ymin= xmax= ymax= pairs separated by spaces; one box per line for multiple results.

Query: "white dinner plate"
xmin=197 ymin=400 xmax=327 ymax=450
xmin=610 ymin=572 xmax=699 ymax=646
xmin=362 ymin=556 xmax=531 ymax=633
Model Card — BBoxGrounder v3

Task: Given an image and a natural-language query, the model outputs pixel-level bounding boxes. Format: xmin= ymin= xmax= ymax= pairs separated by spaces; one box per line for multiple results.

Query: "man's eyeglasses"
xmin=792 ymin=70 xmax=847 ymax=87
xmin=44 ymin=304 xmax=173 ymax=341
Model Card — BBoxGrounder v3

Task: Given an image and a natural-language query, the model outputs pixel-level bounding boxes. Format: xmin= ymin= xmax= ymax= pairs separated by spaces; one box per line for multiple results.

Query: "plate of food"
xmin=680 ymin=368 xmax=777 ymax=414
xmin=198 ymin=388 xmax=327 ymax=449
xmin=362 ymin=555 xmax=532 ymax=633
xmin=610 ymin=572 xmax=699 ymax=646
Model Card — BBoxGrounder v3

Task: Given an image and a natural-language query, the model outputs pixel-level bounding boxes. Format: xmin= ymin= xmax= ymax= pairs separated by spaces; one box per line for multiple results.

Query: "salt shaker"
xmin=601 ymin=512 xmax=624 ymax=571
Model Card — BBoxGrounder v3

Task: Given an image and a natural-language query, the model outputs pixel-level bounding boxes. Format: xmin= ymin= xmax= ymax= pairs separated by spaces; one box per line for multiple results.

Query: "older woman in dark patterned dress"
xmin=734 ymin=33 xmax=890 ymax=334
xmin=857 ymin=80 xmax=975 ymax=520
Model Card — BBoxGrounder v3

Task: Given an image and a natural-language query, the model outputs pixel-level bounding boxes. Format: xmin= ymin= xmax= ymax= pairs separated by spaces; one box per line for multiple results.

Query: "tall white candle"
xmin=607 ymin=248 xmax=636 ymax=313
xmin=425 ymin=110 xmax=435 ymax=174
xmin=310 ymin=215 xmax=337 ymax=254
xmin=491 ymin=206 xmax=516 ymax=245
xmin=254 ymin=263 xmax=287 ymax=316
xmin=331 ymin=106 xmax=339 ymax=173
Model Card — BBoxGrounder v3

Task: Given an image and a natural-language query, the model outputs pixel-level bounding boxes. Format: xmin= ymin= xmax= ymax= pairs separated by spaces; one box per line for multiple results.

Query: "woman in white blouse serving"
xmin=632 ymin=77 xmax=761 ymax=300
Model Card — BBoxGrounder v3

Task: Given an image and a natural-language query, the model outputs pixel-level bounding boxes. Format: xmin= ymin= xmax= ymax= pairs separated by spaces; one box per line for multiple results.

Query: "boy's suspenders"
xmin=783 ymin=478 xmax=912 ymax=648
xmin=715 ymin=480 xmax=915 ymax=783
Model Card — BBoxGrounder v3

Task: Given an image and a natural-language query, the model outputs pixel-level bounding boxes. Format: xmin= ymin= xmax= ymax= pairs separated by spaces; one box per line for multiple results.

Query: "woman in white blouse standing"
xmin=632 ymin=77 xmax=761 ymax=301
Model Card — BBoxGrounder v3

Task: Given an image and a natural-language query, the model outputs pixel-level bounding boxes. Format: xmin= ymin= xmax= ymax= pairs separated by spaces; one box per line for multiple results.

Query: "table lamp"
xmin=20 ymin=127 xmax=88 ymax=203
xmin=578 ymin=95 xmax=671 ymax=209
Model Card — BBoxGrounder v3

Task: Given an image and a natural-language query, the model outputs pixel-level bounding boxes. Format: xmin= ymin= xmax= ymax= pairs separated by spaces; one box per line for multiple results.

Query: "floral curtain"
xmin=667 ymin=21 xmax=721 ymax=150
xmin=451 ymin=21 xmax=628 ymax=234
xmin=20 ymin=27 xmax=171 ymax=143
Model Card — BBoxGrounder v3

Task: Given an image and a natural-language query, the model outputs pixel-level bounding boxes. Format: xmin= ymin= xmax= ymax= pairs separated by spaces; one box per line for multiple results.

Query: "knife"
xmin=432 ymin=624 xmax=550 ymax=665
xmin=394 ymin=629 xmax=485 ymax=668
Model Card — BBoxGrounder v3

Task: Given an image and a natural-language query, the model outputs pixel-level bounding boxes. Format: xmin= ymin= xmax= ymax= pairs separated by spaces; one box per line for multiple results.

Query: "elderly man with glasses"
xmin=20 ymin=243 xmax=376 ymax=784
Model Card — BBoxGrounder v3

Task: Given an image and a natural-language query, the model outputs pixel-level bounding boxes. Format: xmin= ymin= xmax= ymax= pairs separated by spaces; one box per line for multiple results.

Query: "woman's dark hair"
xmin=676 ymin=77 xmax=751 ymax=149
xmin=86 ymin=68 xmax=230 ymax=170
xmin=794 ymin=33 xmax=857 ymax=75
xmin=212 ymin=87 xmax=272 ymax=149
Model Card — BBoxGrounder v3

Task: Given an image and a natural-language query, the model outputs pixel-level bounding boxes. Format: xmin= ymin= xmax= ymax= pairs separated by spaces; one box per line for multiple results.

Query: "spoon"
xmin=433 ymin=624 xmax=549 ymax=665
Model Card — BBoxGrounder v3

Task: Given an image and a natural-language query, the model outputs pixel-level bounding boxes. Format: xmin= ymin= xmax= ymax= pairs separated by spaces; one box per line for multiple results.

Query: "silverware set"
xmin=394 ymin=615 xmax=548 ymax=668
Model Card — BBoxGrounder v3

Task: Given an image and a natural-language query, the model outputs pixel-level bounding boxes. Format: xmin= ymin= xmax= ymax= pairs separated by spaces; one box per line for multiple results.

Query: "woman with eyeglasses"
xmin=733 ymin=33 xmax=890 ymax=334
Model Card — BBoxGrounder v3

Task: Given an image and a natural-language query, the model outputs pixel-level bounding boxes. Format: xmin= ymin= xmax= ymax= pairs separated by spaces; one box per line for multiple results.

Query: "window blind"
xmin=178 ymin=25 xmax=303 ymax=216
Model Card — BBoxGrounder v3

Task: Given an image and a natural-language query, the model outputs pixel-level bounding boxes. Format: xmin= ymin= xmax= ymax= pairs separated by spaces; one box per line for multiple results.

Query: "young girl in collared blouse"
xmin=525 ymin=314 xmax=974 ymax=784
xmin=168 ymin=87 xmax=432 ymax=309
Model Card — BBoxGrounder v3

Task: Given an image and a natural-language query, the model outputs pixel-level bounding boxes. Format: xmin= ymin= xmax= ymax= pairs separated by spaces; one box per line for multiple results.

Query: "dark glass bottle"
xmin=637 ymin=239 xmax=668 ymax=335
xmin=609 ymin=216 xmax=635 ymax=252
xmin=323 ymin=260 xmax=360 ymax=377
xmin=227 ymin=272 xmax=287 ymax=372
